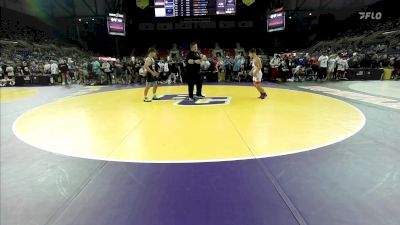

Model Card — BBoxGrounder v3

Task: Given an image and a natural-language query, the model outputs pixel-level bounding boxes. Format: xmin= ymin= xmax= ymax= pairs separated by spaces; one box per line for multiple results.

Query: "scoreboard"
xmin=155 ymin=0 xmax=236 ymax=17
xmin=267 ymin=8 xmax=285 ymax=32
xmin=107 ymin=13 xmax=126 ymax=36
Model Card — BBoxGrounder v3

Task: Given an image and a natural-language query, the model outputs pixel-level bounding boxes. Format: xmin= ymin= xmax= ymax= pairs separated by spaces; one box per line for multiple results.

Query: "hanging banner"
xmin=242 ymin=0 xmax=255 ymax=6
xmin=136 ymin=0 xmax=149 ymax=9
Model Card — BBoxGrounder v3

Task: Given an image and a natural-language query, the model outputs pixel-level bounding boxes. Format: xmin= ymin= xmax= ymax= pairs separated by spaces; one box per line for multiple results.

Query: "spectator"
xmin=224 ymin=56 xmax=233 ymax=81
xmin=279 ymin=57 xmax=290 ymax=82
xmin=336 ymin=54 xmax=349 ymax=80
xmin=327 ymin=54 xmax=337 ymax=80
xmin=21 ymin=61 xmax=30 ymax=76
xmin=6 ymin=62 xmax=14 ymax=78
xmin=233 ymin=55 xmax=242 ymax=81
xmin=318 ymin=52 xmax=329 ymax=81
xmin=92 ymin=59 xmax=101 ymax=84
xmin=50 ymin=60 xmax=58 ymax=84
xmin=102 ymin=60 xmax=112 ymax=84
xmin=58 ymin=59 xmax=69 ymax=85
xmin=133 ymin=59 xmax=141 ymax=83
xmin=44 ymin=61 xmax=51 ymax=75
xmin=270 ymin=54 xmax=281 ymax=81
xmin=293 ymin=65 xmax=305 ymax=82
xmin=392 ymin=56 xmax=400 ymax=80
xmin=169 ymin=59 xmax=181 ymax=84
xmin=122 ymin=59 xmax=129 ymax=84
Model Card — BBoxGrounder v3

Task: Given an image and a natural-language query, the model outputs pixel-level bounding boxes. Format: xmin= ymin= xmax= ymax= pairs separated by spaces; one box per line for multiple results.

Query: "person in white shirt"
xmin=318 ymin=53 xmax=329 ymax=81
xmin=44 ymin=61 xmax=51 ymax=75
xmin=327 ymin=55 xmax=337 ymax=80
xmin=336 ymin=54 xmax=349 ymax=80
xmin=6 ymin=64 xmax=14 ymax=77
xmin=270 ymin=54 xmax=281 ymax=81
xmin=50 ymin=61 xmax=58 ymax=84
xmin=102 ymin=61 xmax=111 ymax=84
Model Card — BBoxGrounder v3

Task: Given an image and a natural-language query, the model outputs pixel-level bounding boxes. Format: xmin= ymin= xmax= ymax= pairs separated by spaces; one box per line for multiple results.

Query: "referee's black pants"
xmin=188 ymin=74 xmax=203 ymax=99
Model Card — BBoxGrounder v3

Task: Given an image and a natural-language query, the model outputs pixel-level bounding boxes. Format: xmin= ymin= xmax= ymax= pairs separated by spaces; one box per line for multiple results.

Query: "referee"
xmin=186 ymin=42 xmax=205 ymax=101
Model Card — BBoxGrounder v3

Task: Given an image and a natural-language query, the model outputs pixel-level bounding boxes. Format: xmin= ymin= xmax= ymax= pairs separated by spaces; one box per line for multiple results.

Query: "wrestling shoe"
xmin=260 ymin=93 xmax=267 ymax=99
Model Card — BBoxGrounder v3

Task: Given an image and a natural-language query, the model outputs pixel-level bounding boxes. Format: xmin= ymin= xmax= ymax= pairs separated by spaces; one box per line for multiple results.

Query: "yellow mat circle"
xmin=13 ymin=86 xmax=365 ymax=163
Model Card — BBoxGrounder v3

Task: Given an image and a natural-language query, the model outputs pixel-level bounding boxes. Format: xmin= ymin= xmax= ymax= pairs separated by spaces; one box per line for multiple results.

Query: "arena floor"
xmin=1 ymin=81 xmax=399 ymax=225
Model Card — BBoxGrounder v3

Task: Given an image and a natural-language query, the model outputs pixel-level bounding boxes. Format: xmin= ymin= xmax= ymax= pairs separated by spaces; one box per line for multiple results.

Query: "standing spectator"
xmin=102 ymin=60 xmax=112 ymax=84
xmin=44 ymin=61 xmax=51 ymax=75
xmin=114 ymin=60 xmax=123 ymax=84
xmin=270 ymin=54 xmax=281 ymax=81
xmin=50 ymin=60 xmax=58 ymax=84
xmin=336 ymin=54 xmax=349 ymax=80
xmin=122 ymin=59 xmax=129 ymax=84
xmin=163 ymin=60 xmax=170 ymax=83
xmin=59 ymin=59 xmax=69 ymax=85
xmin=6 ymin=62 xmax=15 ymax=78
xmin=133 ymin=59 xmax=141 ymax=84
xmin=224 ymin=56 xmax=233 ymax=81
xmin=318 ymin=52 xmax=329 ymax=81
xmin=1 ymin=62 xmax=7 ymax=77
xmin=86 ymin=60 xmax=94 ymax=85
xmin=327 ymin=55 xmax=337 ymax=80
xmin=21 ymin=61 xmax=30 ymax=76
xmin=170 ymin=59 xmax=181 ymax=84
xmin=392 ymin=56 xmax=400 ymax=80
xmin=311 ymin=56 xmax=319 ymax=75
xmin=92 ymin=59 xmax=101 ymax=84
xmin=80 ymin=62 xmax=88 ymax=84
xmin=126 ymin=59 xmax=134 ymax=84
xmin=68 ymin=59 xmax=76 ymax=83
xmin=233 ymin=55 xmax=242 ymax=81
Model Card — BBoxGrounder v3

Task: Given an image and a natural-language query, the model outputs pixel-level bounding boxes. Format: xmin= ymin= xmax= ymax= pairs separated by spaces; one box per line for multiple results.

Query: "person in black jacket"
xmin=59 ymin=59 xmax=69 ymax=85
xmin=186 ymin=42 xmax=205 ymax=101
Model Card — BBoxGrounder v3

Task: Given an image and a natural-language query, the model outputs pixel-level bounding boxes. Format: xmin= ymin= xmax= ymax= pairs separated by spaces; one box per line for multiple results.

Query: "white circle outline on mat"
xmin=12 ymin=86 xmax=366 ymax=164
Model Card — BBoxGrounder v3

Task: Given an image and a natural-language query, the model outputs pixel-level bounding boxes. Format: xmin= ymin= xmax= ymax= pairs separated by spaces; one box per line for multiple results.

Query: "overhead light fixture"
xmin=289 ymin=16 xmax=292 ymax=19
xmin=92 ymin=18 xmax=95 ymax=21
xmin=309 ymin=13 xmax=312 ymax=16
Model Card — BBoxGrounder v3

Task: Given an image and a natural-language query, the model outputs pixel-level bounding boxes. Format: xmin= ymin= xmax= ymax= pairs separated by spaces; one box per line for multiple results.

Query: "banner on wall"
xmin=242 ymin=0 xmax=255 ymax=6
xmin=136 ymin=0 xmax=149 ymax=9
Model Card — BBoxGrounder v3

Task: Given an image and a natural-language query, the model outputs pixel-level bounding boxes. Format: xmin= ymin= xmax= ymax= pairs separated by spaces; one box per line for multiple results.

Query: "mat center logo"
xmin=158 ymin=94 xmax=231 ymax=106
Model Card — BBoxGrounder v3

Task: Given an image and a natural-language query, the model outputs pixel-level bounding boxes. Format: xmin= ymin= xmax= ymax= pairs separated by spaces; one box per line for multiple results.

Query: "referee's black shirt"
xmin=185 ymin=51 xmax=201 ymax=77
